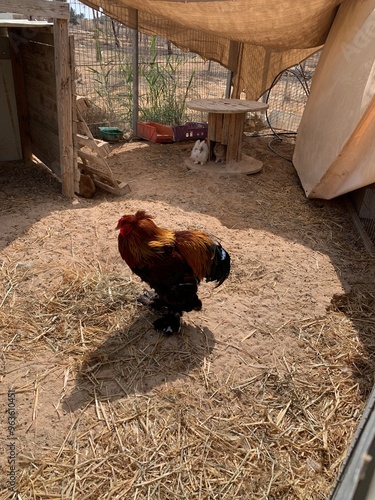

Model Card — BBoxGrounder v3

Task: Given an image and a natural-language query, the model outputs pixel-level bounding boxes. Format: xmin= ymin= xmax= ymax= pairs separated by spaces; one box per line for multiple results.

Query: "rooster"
xmin=116 ymin=210 xmax=230 ymax=335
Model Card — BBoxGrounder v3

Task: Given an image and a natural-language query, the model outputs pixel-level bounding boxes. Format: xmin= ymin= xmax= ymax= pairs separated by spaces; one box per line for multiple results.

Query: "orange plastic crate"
xmin=137 ymin=122 xmax=174 ymax=143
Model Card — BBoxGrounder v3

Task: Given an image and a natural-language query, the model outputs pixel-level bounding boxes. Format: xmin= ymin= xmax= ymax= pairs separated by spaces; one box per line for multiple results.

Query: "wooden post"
xmin=54 ymin=17 xmax=74 ymax=197
xmin=228 ymin=41 xmax=244 ymax=99
xmin=70 ymin=34 xmax=79 ymax=193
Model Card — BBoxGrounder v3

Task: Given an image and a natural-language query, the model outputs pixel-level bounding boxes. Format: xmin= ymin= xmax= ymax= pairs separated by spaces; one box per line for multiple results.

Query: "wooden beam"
xmin=0 ymin=0 xmax=69 ymax=19
xmin=76 ymin=134 xmax=111 ymax=155
xmin=229 ymin=41 xmax=244 ymax=99
xmin=93 ymin=179 xmax=131 ymax=196
xmin=54 ymin=17 xmax=74 ymax=197
xmin=77 ymin=150 xmax=116 ymax=183
xmin=70 ymin=35 xmax=79 ymax=196
xmin=227 ymin=40 xmax=241 ymax=73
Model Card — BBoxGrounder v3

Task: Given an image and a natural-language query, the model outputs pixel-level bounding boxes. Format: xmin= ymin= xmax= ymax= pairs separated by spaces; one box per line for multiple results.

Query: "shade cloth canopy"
xmin=80 ymin=0 xmax=343 ymax=98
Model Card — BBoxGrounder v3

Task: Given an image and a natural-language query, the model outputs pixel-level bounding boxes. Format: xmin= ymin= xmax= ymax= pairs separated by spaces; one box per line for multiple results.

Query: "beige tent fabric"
xmin=81 ymin=0 xmax=343 ymax=99
xmin=293 ymin=0 xmax=375 ymax=199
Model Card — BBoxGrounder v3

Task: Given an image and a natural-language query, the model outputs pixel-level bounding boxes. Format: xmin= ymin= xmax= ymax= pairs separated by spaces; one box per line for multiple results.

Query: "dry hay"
xmin=1 ymin=136 xmax=375 ymax=498
xmin=1 ymin=258 xmax=374 ymax=499
xmin=1 ymin=261 xmax=141 ymax=354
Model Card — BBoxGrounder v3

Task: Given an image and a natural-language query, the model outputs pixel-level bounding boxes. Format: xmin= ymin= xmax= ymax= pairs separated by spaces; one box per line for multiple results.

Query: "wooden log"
xmin=77 ymin=160 xmax=114 ymax=184
xmin=94 ymin=139 xmax=111 ymax=155
xmin=79 ymin=158 xmax=130 ymax=195
xmin=76 ymin=108 xmax=112 ymax=158
xmin=75 ymin=97 xmax=130 ymax=197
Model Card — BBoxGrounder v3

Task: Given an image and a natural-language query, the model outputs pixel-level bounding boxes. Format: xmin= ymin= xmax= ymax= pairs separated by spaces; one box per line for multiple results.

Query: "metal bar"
xmin=131 ymin=9 xmax=139 ymax=137
xmin=330 ymin=385 xmax=375 ymax=500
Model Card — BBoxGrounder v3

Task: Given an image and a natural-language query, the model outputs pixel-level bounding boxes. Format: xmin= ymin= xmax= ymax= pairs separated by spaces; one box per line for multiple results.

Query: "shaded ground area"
xmin=1 ymin=135 xmax=374 ymax=498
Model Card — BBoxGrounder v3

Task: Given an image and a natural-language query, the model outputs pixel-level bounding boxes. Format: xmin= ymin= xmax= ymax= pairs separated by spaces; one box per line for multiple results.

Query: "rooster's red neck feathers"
xmin=117 ymin=211 xmax=175 ymax=268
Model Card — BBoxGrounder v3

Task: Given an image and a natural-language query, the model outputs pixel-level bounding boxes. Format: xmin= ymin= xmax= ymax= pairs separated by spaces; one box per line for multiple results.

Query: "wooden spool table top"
xmin=187 ymin=98 xmax=269 ymax=114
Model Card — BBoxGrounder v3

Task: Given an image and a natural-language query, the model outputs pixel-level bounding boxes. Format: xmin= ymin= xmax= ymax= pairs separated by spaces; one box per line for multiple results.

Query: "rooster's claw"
xmin=153 ymin=313 xmax=181 ymax=336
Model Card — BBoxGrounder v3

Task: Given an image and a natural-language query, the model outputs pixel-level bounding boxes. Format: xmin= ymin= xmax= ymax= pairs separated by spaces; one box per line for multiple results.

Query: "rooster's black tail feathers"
xmin=206 ymin=244 xmax=231 ymax=287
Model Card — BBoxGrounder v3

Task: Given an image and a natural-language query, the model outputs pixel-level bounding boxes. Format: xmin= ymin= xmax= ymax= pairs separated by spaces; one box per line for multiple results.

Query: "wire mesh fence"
xmin=350 ymin=185 xmax=375 ymax=247
xmin=263 ymin=53 xmax=320 ymax=134
xmin=69 ymin=1 xmax=228 ymax=138
xmin=69 ymin=1 xmax=320 ymax=139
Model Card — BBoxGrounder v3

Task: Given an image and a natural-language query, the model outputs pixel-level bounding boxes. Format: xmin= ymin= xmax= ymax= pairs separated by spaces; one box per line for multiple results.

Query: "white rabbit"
xmin=191 ymin=139 xmax=209 ymax=165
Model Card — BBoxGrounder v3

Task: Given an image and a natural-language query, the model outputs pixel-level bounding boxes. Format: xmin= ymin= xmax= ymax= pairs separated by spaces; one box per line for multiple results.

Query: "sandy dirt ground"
xmin=1 ymin=135 xmax=374 ymax=498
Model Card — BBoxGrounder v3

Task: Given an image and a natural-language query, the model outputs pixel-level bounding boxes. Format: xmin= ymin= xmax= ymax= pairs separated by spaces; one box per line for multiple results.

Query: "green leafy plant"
xmin=138 ymin=37 xmax=197 ymax=126
xmin=88 ymin=54 xmax=133 ymax=127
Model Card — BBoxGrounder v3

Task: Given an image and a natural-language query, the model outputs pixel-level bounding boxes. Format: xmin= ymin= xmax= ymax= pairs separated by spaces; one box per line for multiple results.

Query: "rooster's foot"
xmin=137 ymin=290 xmax=165 ymax=311
xmin=153 ymin=312 xmax=181 ymax=336
xmin=137 ymin=289 xmax=157 ymax=305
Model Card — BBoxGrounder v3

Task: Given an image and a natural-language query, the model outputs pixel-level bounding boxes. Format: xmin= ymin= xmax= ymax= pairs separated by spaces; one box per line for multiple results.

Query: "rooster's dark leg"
xmin=153 ymin=312 xmax=181 ymax=336
xmin=183 ymin=294 xmax=202 ymax=312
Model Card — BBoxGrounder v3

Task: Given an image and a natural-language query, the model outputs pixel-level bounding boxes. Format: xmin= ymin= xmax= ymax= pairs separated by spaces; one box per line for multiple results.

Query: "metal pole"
xmin=225 ymin=70 xmax=232 ymax=98
xmin=131 ymin=10 xmax=139 ymax=137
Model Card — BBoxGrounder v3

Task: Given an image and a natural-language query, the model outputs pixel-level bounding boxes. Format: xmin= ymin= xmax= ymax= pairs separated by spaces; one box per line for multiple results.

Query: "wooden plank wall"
xmin=0 ymin=0 xmax=70 ymax=20
xmin=10 ymin=28 xmax=61 ymax=178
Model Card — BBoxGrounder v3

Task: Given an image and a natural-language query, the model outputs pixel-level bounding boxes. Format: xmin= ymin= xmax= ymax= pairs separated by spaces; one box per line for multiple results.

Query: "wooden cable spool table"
xmin=186 ymin=98 xmax=269 ymax=174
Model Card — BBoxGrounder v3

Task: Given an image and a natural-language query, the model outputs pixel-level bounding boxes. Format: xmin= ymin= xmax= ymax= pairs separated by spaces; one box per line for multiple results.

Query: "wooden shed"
xmin=0 ymin=0 xmax=76 ymax=195
xmin=0 ymin=0 xmax=129 ymax=197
